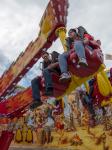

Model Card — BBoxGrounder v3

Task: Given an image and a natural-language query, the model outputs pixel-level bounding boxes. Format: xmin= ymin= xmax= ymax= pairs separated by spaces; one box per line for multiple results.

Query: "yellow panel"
xmin=40 ymin=4 xmax=55 ymax=39
xmin=57 ymin=64 xmax=105 ymax=99
xmin=56 ymin=27 xmax=67 ymax=51
xmin=101 ymin=97 xmax=112 ymax=106
xmin=97 ymin=70 xmax=112 ymax=96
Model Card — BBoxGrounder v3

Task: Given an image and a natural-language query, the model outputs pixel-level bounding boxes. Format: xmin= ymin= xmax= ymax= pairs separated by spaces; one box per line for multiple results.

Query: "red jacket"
xmin=84 ymin=34 xmax=94 ymax=40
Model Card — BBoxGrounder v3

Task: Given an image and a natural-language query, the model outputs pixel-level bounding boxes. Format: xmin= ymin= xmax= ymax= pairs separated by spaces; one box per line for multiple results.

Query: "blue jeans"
xmin=31 ymin=68 xmax=53 ymax=101
xmin=58 ymin=51 xmax=70 ymax=73
xmin=58 ymin=40 xmax=86 ymax=74
xmin=31 ymin=78 xmax=41 ymax=101
xmin=74 ymin=40 xmax=86 ymax=59
xmin=43 ymin=68 xmax=53 ymax=91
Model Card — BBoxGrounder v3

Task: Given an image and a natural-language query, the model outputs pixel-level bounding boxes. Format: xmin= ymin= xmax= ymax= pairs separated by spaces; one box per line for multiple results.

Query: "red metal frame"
xmin=93 ymin=73 xmax=112 ymax=106
xmin=0 ymin=0 xmax=69 ymax=100
xmin=0 ymin=45 xmax=104 ymax=118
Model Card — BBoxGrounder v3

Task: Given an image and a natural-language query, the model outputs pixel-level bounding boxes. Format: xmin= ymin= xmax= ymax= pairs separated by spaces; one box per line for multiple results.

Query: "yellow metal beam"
xmin=56 ymin=27 xmax=67 ymax=51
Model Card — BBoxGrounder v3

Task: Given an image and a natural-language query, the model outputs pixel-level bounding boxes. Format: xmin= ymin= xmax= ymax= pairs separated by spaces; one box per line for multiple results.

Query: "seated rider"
xmin=58 ymin=26 xmax=95 ymax=82
xmin=43 ymin=51 xmax=60 ymax=95
xmin=30 ymin=51 xmax=60 ymax=110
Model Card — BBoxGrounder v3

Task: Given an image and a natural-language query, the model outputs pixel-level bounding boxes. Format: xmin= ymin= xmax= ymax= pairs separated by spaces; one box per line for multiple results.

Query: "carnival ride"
xmin=0 ymin=0 xmax=69 ymax=117
xmin=0 ymin=0 xmax=105 ymax=118
xmin=0 ymin=0 xmax=111 ymax=149
xmin=92 ymin=68 xmax=112 ymax=107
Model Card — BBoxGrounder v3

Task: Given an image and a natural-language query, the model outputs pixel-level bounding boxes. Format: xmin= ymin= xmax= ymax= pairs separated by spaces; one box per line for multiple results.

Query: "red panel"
xmin=92 ymin=77 xmax=112 ymax=106
xmin=0 ymin=45 xmax=104 ymax=118
xmin=68 ymin=47 xmax=103 ymax=78
xmin=0 ymin=130 xmax=14 ymax=150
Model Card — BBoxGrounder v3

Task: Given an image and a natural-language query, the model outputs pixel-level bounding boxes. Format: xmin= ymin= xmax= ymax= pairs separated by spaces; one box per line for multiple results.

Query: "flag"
xmin=105 ymin=54 xmax=112 ymax=60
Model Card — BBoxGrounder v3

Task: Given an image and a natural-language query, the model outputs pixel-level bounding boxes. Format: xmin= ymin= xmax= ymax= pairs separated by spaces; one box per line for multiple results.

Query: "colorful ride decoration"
xmin=0 ymin=0 xmax=105 ymax=120
xmin=92 ymin=68 xmax=112 ymax=107
xmin=52 ymin=99 xmax=64 ymax=116
xmin=0 ymin=118 xmax=9 ymax=124
xmin=0 ymin=0 xmax=107 ymax=149
xmin=41 ymin=41 xmax=104 ymax=99
xmin=0 ymin=88 xmax=32 ymax=117
xmin=0 ymin=32 xmax=105 ymax=117
xmin=0 ymin=1 xmax=69 ymax=150
xmin=0 ymin=0 xmax=69 ymax=100
xmin=26 ymin=127 xmax=33 ymax=143
xmin=0 ymin=130 xmax=14 ymax=150
xmin=37 ymin=127 xmax=52 ymax=145
xmin=0 ymin=0 xmax=68 ymax=117
xmin=70 ymin=134 xmax=83 ymax=146
xmin=15 ymin=128 xmax=23 ymax=143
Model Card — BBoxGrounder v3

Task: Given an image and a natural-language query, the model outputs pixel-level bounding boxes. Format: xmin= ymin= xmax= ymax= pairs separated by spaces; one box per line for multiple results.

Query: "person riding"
xmin=58 ymin=26 xmax=95 ymax=82
xmin=30 ymin=51 xmax=60 ymax=110
xmin=42 ymin=51 xmax=52 ymax=69
xmin=43 ymin=51 xmax=60 ymax=95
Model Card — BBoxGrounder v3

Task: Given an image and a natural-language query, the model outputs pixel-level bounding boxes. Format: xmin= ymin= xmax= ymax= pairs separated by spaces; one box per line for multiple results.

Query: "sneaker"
xmin=59 ymin=72 xmax=71 ymax=82
xmin=45 ymin=87 xmax=53 ymax=96
xmin=30 ymin=100 xmax=43 ymax=111
xmin=78 ymin=58 xmax=88 ymax=67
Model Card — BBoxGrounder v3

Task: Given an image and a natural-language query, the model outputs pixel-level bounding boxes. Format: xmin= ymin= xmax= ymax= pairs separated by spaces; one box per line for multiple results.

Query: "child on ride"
xmin=58 ymin=26 xmax=95 ymax=82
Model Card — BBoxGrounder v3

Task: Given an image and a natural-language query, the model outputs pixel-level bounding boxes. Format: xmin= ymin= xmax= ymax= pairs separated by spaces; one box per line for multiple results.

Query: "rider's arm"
xmin=42 ymin=61 xmax=47 ymax=71
xmin=47 ymin=62 xmax=59 ymax=69
xmin=83 ymin=34 xmax=94 ymax=44
xmin=65 ymin=37 xmax=73 ymax=51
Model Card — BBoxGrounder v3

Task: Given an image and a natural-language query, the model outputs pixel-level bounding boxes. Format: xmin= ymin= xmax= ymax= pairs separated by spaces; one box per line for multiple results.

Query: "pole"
xmin=56 ymin=27 xmax=67 ymax=52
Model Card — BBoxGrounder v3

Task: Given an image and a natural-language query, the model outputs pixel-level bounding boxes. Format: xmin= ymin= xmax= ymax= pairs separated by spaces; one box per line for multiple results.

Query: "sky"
xmin=0 ymin=0 xmax=112 ymax=87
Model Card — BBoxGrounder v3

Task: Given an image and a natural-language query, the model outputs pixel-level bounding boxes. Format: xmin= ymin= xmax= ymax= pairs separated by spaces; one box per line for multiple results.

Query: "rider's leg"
xmin=74 ymin=40 xmax=88 ymax=66
xmin=31 ymin=78 xmax=41 ymax=101
xmin=31 ymin=78 xmax=42 ymax=110
xmin=58 ymin=51 xmax=71 ymax=82
xmin=43 ymin=68 xmax=53 ymax=95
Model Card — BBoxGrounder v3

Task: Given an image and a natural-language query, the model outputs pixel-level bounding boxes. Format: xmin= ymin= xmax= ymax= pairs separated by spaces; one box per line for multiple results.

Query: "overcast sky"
xmin=0 ymin=0 xmax=112 ymax=86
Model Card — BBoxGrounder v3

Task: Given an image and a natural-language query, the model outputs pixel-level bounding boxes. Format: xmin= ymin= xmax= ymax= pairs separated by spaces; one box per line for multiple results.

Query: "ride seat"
xmin=67 ymin=42 xmax=104 ymax=78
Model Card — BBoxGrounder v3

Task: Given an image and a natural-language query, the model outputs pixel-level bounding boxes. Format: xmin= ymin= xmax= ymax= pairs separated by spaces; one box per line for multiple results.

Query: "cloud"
xmin=0 ymin=0 xmax=112 ymax=86
xmin=67 ymin=0 xmax=112 ymax=67
xmin=0 ymin=0 xmax=46 ymax=82
xmin=0 ymin=50 xmax=12 ymax=76
xmin=0 ymin=0 xmax=43 ymax=60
